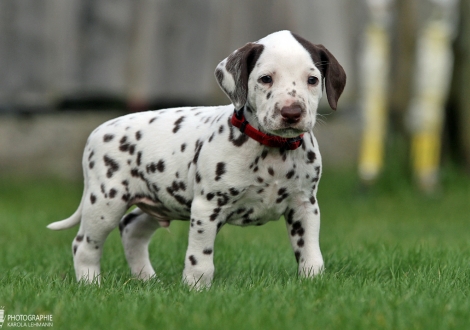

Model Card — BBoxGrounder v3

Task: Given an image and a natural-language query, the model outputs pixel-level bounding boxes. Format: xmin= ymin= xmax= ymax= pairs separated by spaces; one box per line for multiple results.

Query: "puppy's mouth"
xmin=269 ymin=127 xmax=305 ymax=138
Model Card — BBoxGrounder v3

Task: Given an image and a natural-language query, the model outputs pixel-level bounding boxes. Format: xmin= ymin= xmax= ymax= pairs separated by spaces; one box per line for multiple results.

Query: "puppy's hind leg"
xmin=119 ymin=208 xmax=161 ymax=280
xmin=72 ymin=193 xmax=128 ymax=284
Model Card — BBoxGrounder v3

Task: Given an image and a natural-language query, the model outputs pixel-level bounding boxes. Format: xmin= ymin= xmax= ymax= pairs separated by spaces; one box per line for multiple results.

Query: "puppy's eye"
xmin=259 ymin=75 xmax=273 ymax=84
xmin=308 ymin=76 xmax=319 ymax=85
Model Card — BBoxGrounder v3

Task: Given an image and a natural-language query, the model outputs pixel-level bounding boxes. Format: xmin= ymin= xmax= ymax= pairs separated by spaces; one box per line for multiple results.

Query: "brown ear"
xmin=291 ymin=33 xmax=346 ymax=110
xmin=215 ymin=43 xmax=265 ymax=109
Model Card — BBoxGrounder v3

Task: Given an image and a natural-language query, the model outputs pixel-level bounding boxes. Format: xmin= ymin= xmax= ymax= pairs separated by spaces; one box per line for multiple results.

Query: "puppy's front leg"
xmin=183 ymin=197 xmax=222 ymax=289
xmin=285 ymin=203 xmax=324 ymax=277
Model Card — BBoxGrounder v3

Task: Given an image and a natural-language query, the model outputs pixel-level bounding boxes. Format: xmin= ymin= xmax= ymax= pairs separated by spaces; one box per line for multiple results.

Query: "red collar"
xmin=230 ymin=109 xmax=304 ymax=150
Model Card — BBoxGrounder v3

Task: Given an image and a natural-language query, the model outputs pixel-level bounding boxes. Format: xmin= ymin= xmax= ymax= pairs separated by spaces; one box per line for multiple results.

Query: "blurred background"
xmin=1 ymin=0 xmax=469 ymax=192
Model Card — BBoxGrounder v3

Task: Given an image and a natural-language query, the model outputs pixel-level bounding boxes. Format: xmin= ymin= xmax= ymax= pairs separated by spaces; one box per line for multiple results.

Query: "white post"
xmin=407 ymin=0 xmax=457 ymax=192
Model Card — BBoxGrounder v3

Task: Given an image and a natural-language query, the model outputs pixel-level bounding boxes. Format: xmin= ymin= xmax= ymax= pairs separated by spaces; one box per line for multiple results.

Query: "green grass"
xmin=0 ymin=167 xmax=469 ymax=330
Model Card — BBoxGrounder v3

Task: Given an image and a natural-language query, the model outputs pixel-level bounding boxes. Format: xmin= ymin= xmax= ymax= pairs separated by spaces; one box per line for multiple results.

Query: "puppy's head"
xmin=215 ymin=30 xmax=346 ymax=138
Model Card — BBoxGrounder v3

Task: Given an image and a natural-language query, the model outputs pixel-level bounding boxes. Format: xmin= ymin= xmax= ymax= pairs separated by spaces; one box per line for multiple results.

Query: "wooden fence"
xmin=0 ymin=0 xmax=358 ymax=111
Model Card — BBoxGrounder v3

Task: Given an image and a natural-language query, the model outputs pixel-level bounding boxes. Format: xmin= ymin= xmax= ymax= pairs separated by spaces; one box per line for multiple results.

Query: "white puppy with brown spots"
xmin=48 ymin=30 xmax=346 ymax=288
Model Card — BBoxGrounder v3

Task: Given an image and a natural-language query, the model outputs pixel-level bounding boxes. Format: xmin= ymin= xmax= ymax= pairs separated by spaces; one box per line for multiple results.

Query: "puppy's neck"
xmin=240 ymin=105 xmax=265 ymax=134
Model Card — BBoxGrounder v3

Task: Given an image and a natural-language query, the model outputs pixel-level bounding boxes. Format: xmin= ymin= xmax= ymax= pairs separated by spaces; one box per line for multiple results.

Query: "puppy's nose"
xmin=280 ymin=104 xmax=302 ymax=123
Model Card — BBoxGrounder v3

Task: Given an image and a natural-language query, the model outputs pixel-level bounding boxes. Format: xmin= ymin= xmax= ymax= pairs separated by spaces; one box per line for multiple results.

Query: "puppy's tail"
xmin=47 ymin=197 xmax=83 ymax=230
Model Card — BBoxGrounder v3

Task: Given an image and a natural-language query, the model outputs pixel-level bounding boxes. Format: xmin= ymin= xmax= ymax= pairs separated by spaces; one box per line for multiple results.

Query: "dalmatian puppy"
xmin=48 ymin=30 xmax=346 ymax=288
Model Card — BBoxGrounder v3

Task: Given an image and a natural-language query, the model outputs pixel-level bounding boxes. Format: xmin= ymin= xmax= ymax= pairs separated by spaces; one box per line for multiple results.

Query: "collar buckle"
xmin=285 ymin=135 xmax=303 ymax=149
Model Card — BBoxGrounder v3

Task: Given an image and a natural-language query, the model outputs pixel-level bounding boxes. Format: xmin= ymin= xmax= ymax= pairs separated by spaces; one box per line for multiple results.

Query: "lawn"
xmin=0 ymin=166 xmax=469 ymax=330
